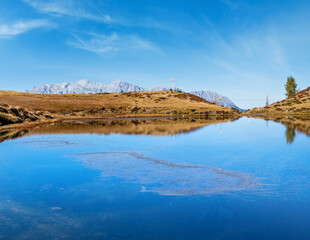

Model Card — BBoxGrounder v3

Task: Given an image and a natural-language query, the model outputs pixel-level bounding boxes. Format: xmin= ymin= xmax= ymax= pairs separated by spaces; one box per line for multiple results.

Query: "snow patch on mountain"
xmin=28 ymin=79 xmax=146 ymax=94
xmin=190 ymin=90 xmax=243 ymax=111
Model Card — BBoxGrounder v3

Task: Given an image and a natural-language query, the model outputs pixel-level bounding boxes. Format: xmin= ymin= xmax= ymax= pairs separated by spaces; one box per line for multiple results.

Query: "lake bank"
xmin=0 ymin=90 xmax=241 ymax=128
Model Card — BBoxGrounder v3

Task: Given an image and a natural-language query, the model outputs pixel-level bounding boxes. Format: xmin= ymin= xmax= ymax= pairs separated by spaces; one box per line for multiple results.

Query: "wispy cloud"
xmin=23 ymin=0 xmax=111 ymax=23
xmin=0 ymin=19 xmax=53 ymax=38
xmin=67 ymin=32 xmax=159 ymax=55
xmin=219 ymin=0 xmax=245 ymax=10
xmin=168 ymin=77 xmax=177 ymax=89
xmin=200 ymin=15 xmax=289 ymax=75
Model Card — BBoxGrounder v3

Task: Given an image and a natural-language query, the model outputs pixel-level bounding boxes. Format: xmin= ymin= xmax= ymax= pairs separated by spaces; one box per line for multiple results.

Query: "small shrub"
xmin=0 ymin=107 xmax=8 ymax=114
xmin=131 ymin=107 xmax=141 ymax=112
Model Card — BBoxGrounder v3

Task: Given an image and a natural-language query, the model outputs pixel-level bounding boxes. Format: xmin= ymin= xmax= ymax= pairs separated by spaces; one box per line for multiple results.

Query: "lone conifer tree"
xmin=285 ymin=76 xmax=297 ymax=97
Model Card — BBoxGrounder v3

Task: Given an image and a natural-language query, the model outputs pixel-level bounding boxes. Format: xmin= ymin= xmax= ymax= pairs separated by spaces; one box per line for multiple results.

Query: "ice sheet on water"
xmin=73 ymin=152 xmax=258 ymax=196
xmin=16 ymin=140 xmax=77 ymax=148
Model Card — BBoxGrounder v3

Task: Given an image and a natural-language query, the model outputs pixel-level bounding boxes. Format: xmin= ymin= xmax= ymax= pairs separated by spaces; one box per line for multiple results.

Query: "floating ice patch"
xmin=16 ymin=140 xmax=76 ymax=149
xmin=51 ymin=206 xmax=62 ymax=211
xmin=73 ymin=152 xmax=258 ymax=196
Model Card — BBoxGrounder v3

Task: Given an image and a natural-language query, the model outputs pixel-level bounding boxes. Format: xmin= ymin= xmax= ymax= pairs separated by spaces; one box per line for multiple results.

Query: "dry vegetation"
xmin=0 ymin=90 xmax=240 ymax=127
xmin=246 ymin=87 xmax=310 ymax=116
xmin=0 ymin=104 xmax=53 ymax=126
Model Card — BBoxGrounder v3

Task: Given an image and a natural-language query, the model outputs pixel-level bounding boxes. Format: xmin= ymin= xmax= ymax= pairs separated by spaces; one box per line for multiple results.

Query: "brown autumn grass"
xmin=245 ymin=87 xmax=310 ymax=115
xmin=0 ymin=90 xmax=240 ymax=120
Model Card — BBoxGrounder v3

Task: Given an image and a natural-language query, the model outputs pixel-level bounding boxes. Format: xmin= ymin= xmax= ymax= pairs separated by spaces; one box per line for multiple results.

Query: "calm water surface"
xmin=0 ymin=117 xmax=309 ymax=239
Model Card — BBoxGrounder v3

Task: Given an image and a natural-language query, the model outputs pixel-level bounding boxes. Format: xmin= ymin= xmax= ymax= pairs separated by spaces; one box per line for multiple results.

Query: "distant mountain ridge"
xmin=190 ymin=90 xmax=244 ymax=111
xmin=27 ymin=79 xmax=242 ymax=110
xmin=28 ymin=79 xmax=146 ymax=94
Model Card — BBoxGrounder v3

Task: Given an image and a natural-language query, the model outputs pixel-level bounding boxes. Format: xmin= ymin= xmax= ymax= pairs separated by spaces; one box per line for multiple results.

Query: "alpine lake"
xmin=0 ymin=116 xmax=309 ymax=240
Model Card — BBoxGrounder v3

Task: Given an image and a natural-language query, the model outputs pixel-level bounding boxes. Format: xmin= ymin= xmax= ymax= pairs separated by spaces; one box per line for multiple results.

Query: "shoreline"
xmin=0 ymin=113 xmax=239 ymax=131
xmin=2 ymin=112 xmax=310 ymax=131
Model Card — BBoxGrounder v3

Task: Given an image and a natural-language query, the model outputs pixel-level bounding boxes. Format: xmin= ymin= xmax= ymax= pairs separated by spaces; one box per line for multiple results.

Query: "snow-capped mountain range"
xmin=27 ymin=79 xmax=242 ymax=110
xmin=190 ymin=90 xmax=242 ymax=110
xmin=28 ymin=79 xmax=146 ymax=94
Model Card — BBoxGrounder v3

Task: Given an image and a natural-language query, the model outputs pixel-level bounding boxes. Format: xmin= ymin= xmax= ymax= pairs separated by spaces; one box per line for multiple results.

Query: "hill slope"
xmin=27 ymin=79 xmax=241 ymax=110
xmin=246 ymin=87 xmax=310 ymax=115
xmin=0 ymin=91 xmax=240 ymax=123
xmin=0 ymin=104 xmax=53 ymax=126
xmin=190 ymin=90 xmax=242 ymax=110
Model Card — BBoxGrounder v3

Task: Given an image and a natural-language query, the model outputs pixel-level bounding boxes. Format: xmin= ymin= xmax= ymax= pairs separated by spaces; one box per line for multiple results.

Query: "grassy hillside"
xmin=0 ymin=90 xmax=240 ymax=125
xmin=0 ymin=104 xmax=53 ymax=126
xmin=246 ymin=87 xmax=310 ymax=115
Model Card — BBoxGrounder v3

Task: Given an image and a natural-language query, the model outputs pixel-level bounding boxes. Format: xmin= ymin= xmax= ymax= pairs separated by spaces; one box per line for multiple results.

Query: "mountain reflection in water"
xmin=1 ymin=116 xmax=310 ymax=144
xmin=252 ymin=116 xmax=310 ymax=144
xmin=0 ymin=116 xmax=239 ymax=143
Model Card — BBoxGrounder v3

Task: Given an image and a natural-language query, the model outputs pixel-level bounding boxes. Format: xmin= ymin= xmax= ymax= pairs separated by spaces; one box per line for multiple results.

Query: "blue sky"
xmin=0 ymin=0 xmax=309 ymax=108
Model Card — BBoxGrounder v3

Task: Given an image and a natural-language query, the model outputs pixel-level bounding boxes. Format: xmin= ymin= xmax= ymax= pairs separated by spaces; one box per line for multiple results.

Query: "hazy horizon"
xmin=1 ymin=0 xmax=310 ymax=109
